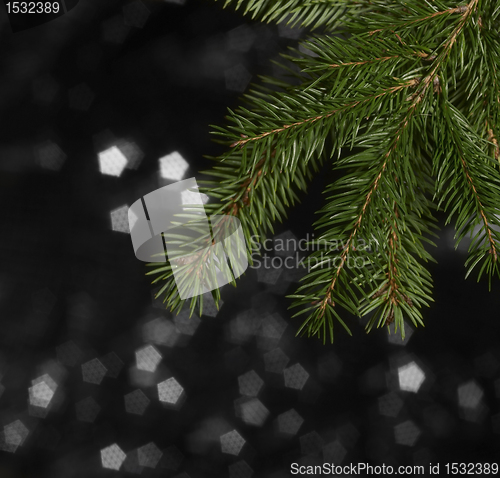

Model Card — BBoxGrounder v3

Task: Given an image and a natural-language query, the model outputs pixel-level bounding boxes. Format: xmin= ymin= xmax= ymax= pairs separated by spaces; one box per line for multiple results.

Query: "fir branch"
xmin=310 ymin=71 xmax=431 ymax=322
xmin=214 ymin=0 xmax=367 ymax=30
xmin=147 ymin=0 xmax=500 ymax=343
xmin=434 ymin=100 xmax=500 ymax=286
xmin=459 ymin=153 xmax=498 ymax=263
xmin=287 ymin=0 xmax=478 ymax=341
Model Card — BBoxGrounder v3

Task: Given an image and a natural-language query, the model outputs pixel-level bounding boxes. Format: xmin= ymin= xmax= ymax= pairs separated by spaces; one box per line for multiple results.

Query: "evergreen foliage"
xmin=147 ymin=0 xmax=500 ymax=342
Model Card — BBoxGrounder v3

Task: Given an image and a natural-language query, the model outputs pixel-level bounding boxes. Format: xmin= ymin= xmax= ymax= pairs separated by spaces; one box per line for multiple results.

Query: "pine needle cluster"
xmin=147 ymin=0 xmax=500 ymax=342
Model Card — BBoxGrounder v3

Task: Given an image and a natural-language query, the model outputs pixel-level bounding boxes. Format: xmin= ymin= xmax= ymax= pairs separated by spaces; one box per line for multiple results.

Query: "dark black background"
xmin=0 ymin=0 xmax=499 ymax=477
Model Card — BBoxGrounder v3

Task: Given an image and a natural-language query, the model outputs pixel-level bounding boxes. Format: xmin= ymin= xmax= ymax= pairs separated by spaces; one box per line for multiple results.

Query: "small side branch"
xmin=459 ymin=155 xmax=498 ymax=262
xmin=230 ymin=81 xmax=417 ymax=148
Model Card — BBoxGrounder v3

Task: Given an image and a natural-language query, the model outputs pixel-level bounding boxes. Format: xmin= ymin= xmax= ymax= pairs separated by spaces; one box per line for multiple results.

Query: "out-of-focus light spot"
xmin=398 ymin=361 xmax=425 ymax=393
xmin=136 ymin=345 xmax=162 ymax=372
xmin=158 ymin=377 xmax=184 ymax=405
xmin=272 ymin=230 xmax=298 ymax=257
xmin=123 ymin=0 xmax=150 ymax=28
xmin=387 ymin=321 xmax=414 ymax=346
xmin=56 ymin=340 xmax=83 ymax=367
xmin=29 ymin=375 xmax=56 ymax=408
xmin=264 ymin=348 xmax=289 ymax=374
xmin=193 ymin=418 xmax=229 ymax=453
xmin=101 ymin=351 xmax=124 ymax=378
xmin=82 ymin=358 xmax=108 ymax=385
xmin=284 ymin=363 xmax=309 ymax=390
xmin=225 ymin=64 xmax=252 ymax=92
xmin=226 ymin=25 xmax=255 ymax=52
xmin=277 ymin=408 xmax=304 ymax=436
xmin=323 ymin=440 xmax=347 ymax=464
xmin=143 ymin=317 xmax=180 ymax=347
xmin=202 ymin=37 xmax=229 ymax=79
xmin=99 ymin=146 xmax=128 ymax=177
xmin=29 ymin=404 xmax=49 ymax=418
xmin=32 ymin=372 xmax=57 ymax=391
xmin=238 ymin=370 xmax=264 ymax=397
xmin=174 ymin=310 xmax=201 ymax=336
xmin=137 ymin=442 xmax=162 ymax=468
xmin=101 ymin=443 xmax=127 ymax=471
xmin=102 ymin=15 xmax=131 ymax=44
xmin=394 ymin=420 xmax=420 ymax=446
xmin=122 ymin=449 xmax=143 ymax=474
xmin=159 ymin=151 xmax=188 ymax=180
xmin=229 ymin=460 xmax=253 ymax=478
xmin=236 ymin=397 xmax=269 ymax=426
xmin=259 ymin=312 xmax=287 ymax=340
xmin=39 ymin=359 xmax=66 ymax=383
xmin=227 ymin=309 xmax=261 ymax=344
xmin=3 ymin=420 xmax=30 ymax=449
xmin=256 ymin=264 xmax=283 ymax=285
xmin=201 ymin=292 xmax=223 ymax=317
xmin=125 ymin=389 xmax=150 ymax=416
xmin=34 ymin=140 xmax=66 ymax=171
xmin=117 ymin=139 xmax=143 ymax=170
xmin=378 ymin=391 xmax=404 ymax=417
xmin=458 ymin=380 xmax=483 ymax=409
xmin=75 ymin=396 xmax=101 ymax=423
xmin=300 ymin=431 xmax=324 ymax=455
xmin=220 ymin=430 xmax=245 ymax=456
xmin=4 ymin=420 xmax=29 ymax=452
xmin=68 ymin=83 xmax=94 ymax=111
xmin=111 ymin=205 xmax=130 ymax=233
